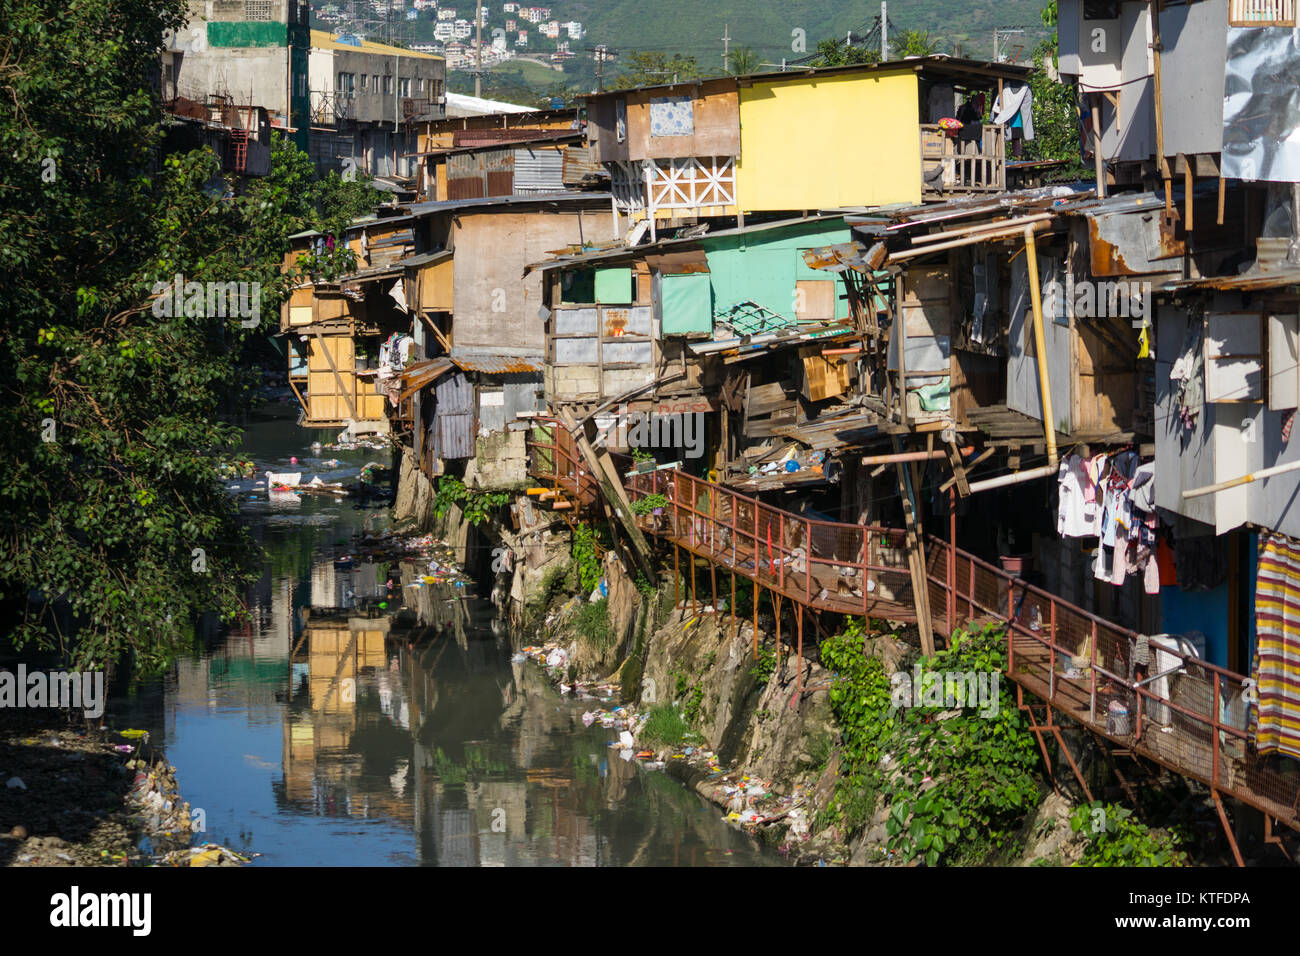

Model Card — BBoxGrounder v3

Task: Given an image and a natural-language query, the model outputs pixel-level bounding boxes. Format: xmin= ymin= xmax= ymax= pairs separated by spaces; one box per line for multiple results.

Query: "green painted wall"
xmin=700 ymin=220 xmax=852 ymax=326
xmin=661 ymin=273 xmax=713 ymax=334
xmin=594 ymin=267 xmax=633 ymax=304
xmin=207 ymin=21 xmax=288 ymax=47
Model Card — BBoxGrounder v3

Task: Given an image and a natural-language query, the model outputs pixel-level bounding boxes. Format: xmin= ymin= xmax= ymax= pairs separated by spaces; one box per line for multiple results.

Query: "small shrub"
xmin=640 ymin=704 xmax=689 ymax=747
xmin=574 ymin=598 xmax=613 ymax=652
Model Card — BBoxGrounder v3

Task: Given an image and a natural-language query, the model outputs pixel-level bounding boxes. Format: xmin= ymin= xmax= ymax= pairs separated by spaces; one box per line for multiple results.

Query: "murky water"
xmin=121 ymin=401 xmax=775 ymax=866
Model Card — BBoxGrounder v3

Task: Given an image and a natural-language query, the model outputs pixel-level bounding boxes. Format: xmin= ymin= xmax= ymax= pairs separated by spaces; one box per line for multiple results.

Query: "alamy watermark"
xmin=150 ymin=273 xmax=261 ymax=328
xmin=0 ymin=665 xmax=105 ymax=719
xmin=1042 ymin=275 xmax=1152 ymax=328
xmin=889 ymin=666 xmax=1000 ymax=718
xmin=595 ymin=403 xmax=705 ymax=460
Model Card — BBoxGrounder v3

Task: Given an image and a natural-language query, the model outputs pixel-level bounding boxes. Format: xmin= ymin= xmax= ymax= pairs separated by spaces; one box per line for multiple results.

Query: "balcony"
xmin=920 ymin=123 xmax=1006 ymax=197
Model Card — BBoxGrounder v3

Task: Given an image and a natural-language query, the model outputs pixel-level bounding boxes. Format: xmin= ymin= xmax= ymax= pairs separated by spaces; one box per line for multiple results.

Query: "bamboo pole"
xmin=888 ymin=219 xmax=1051 ymax=261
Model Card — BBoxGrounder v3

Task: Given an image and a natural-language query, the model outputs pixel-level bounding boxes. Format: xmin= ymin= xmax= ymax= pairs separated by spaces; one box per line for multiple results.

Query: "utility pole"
xmin=881 ymin=2 xmax=888 ymax=60
xmin=722 ymin=23 xmax=731 ymax=74
xmin=474 ymin=0 xmax=483 ymax=98
xmin=994 ymin=27 xmax=1025 ymax=63
xmin=587 ymin=45 xmax=614 ymax=92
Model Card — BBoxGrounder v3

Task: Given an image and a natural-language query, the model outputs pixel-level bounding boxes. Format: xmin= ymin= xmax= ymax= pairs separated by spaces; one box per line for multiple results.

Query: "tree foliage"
xmin=810 ymin=37 xmax=879 ymax=68
xmin=611 ymin=51 xmax=705 ymax=89
xmin=0 ymin=0 xmax=381 ymax=674
xmin=891 ymin=29 xmax=942 ymax=58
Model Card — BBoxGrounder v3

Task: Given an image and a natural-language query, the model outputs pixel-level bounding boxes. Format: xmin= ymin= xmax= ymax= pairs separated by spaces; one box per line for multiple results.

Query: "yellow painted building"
xmin=737 ymin=69 xmax=924 ymax=211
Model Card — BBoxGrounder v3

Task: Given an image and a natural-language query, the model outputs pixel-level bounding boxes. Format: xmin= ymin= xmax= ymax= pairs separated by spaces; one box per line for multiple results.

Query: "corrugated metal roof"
xmin=524 ymin=213 xmax=847 ymax=274
xmin=448 ymin=351 xmax=542 ymax=374
xmin=402 ymin=190 xmax=613 ymax=218
xmin=400 ymin=250 xmax=453 ymax=269
xmin=582 ymin=55 xmax=1031 ymax=101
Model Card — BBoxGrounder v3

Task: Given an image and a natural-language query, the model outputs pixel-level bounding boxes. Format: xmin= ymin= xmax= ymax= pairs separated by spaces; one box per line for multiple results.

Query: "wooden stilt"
xmin=710 ymin=557 xmax=718 ymax=615
xmin=753 ymin=581 xmax=759 ymax=661
xmin=690 ymin=553 xmax=696 ymax=615
xmin=894 ymin=438 xmax=935 ymax=655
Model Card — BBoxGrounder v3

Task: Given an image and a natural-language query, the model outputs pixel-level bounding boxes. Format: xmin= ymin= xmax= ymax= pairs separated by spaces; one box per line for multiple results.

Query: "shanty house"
xmin=584 ymin=58 xmax=1032 ymax=236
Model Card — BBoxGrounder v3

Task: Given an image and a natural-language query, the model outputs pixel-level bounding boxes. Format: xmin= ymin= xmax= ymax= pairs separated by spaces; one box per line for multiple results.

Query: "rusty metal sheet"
xmin=1088 ymin=206 xmax=1185 ymax=276
xmin=447 ymin=148 xmax=515 ymax=200
xmin=802 ymin=241 xmax=886 ymax=273
xmin=448 ymin=351 xmax=542 ymax=374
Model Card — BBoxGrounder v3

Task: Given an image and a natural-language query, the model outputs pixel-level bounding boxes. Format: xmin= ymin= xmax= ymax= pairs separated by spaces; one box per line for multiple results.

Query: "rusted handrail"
xmin=525 ymin=451 xmax=1300 ymax=832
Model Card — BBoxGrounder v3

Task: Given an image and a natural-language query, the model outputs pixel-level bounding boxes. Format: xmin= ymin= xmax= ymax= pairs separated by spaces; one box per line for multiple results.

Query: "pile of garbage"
xmin=311 ymin=433 xmax=390 ymax=453
xmin=158 ymin=843 xmax=254 ymax=867
xmin=216 ymin=459 xmax=257 ymax=479
xmin=350 ymin=532 xmax=448 ymax=564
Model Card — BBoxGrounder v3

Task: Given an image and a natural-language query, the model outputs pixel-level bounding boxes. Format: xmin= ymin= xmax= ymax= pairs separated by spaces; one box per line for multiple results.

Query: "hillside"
xmin=568 ymin=0 xmax=1051 ymax=65
xmin=313 ymin=0 xmax=1054 ymax=104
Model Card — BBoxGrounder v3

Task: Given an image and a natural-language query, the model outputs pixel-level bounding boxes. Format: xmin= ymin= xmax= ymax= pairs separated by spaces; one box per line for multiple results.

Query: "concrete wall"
xmin=452 ymin=207 xmax=610 ymax=355
xmin=309 ymin=45 xmax=445 ymax=127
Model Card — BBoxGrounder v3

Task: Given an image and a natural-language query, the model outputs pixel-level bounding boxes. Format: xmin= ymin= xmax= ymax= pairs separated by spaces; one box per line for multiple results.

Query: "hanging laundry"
xmin=1251 ymin=533 xmax=1300 ymax=759
xmin=1057 ymin=454 xmax=1102 ymax=538
xmin=1131 ymin=461 xmax=1156 ymax=514
xmin=991 ymin=82 xmax=1034 ymax=140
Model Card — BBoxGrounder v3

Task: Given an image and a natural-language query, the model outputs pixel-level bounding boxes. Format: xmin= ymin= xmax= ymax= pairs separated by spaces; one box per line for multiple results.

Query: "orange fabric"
xmin=1157 ymin=537 xmax=1177 ymax=586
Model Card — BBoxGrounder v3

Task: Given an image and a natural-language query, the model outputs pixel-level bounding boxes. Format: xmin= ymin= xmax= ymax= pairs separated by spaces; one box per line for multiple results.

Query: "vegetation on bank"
xmin=818 ymin=620 xmax=1043 ymax=865
xmin=1 ymin=0 xmax=381 ymax=674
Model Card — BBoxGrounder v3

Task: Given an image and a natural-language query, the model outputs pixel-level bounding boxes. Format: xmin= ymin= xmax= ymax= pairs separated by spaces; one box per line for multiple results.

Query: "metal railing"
xmin=523 ymin=444 xmax=1300 ymax=832
xmin=626 ymin=468 xmax=915 ymax=617
xmin=925 ymin=535 xmax=1299 ymax=828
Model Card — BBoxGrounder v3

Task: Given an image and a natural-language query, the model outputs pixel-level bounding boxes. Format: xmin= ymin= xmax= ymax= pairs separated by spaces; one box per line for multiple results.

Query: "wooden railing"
xmin=920 ymin=123 xmax=1006 ymax=195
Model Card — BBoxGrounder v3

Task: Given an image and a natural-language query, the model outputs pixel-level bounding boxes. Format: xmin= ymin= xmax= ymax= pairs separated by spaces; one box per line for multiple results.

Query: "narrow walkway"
xmin=525 ymin=423 xmax=1300 ymax=845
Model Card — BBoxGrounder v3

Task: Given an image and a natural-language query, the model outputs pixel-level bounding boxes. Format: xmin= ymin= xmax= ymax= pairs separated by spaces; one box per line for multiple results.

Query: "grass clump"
xmin=639 ymin=704 xmax=690 ymax=748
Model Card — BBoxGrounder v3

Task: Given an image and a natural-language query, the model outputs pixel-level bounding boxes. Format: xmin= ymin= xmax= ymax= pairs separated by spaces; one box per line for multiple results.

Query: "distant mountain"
xmin=550 ymin=0 xmax=1050 ymax=65
xmin=312 ymin=0 xmax=1053 ymax=103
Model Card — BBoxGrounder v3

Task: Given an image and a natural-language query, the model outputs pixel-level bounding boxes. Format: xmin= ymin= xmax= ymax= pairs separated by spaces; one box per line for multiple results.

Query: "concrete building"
xmin=308 ymin=31 xmax=447 ymax=179
xmin=163 ymin=0 xmax=313 ymax=152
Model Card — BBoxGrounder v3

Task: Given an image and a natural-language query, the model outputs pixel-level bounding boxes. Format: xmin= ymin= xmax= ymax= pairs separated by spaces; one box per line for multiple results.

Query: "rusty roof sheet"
xmin=448 ymin=351 xmax=542 ymax=374
xmin=1160 ymin=268 xmax=1300 ymax=293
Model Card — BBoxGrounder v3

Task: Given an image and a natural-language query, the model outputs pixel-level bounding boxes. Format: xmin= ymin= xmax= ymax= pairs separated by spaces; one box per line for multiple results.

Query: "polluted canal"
xmin=120 ymin=403 xmax=776 ymax=866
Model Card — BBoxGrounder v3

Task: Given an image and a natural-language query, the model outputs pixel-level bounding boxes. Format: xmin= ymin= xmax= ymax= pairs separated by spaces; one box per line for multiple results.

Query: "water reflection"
xmin=151 ymin=407 xmax=775 ymax=867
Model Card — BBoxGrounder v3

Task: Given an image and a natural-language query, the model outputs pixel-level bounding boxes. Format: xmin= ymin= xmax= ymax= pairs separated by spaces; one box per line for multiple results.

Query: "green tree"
xmin=0 ymin=0 xmax=383 ymax=675
xmin=810 ymin=37 xmax=879 ymax=68
xmin=728 ymin=46 xmax=760 ymax=76
xmin=891 ymin=29 xmax=942 ymax=58
xmin=1023 ymin=41 xmax=1087 ymax=174
xmin=611 ymin=51 xmax=705 ymax=89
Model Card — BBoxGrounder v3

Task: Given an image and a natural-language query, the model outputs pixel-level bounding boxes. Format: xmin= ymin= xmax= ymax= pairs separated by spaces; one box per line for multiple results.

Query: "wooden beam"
xmin=945 ymin=440 xmax=971 ymax=497
xmin=940 ymin=446 xmax=994 ymax=493
xmin=420 ymin=310 xmax=451 ymax=352
xmin=559 ymin=407 xmax=655 ymax=580
xmin=893 ymin=437 xmax=935 ymax=656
